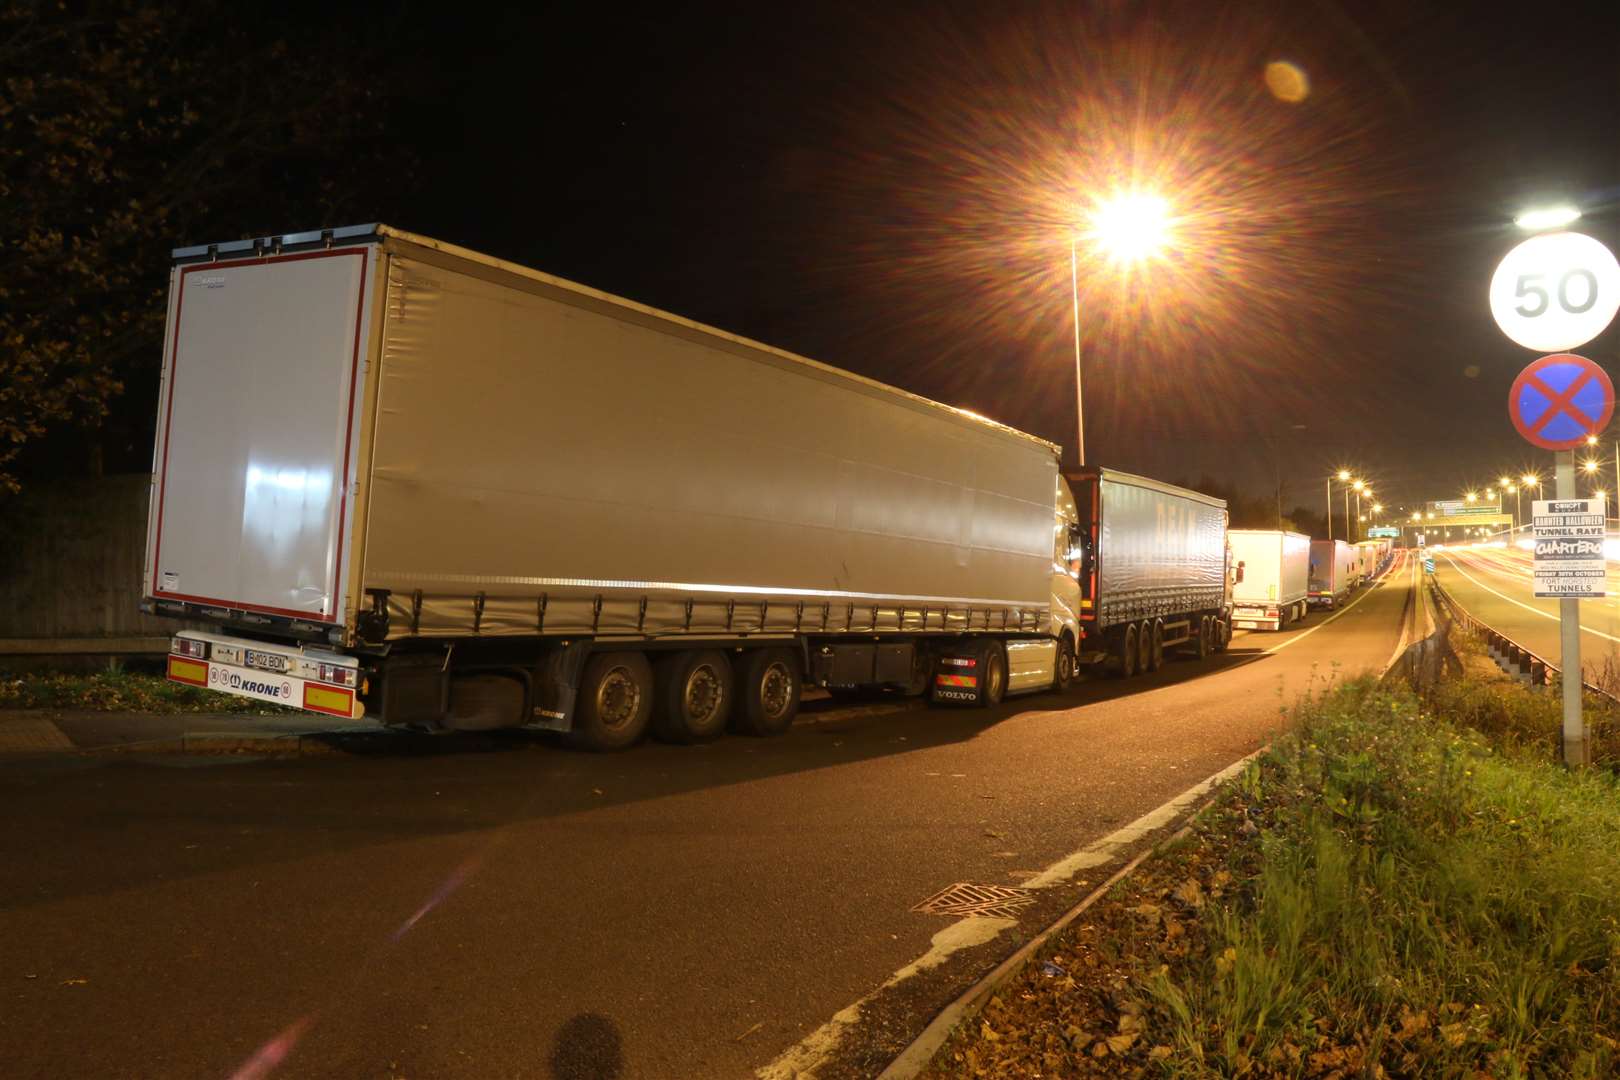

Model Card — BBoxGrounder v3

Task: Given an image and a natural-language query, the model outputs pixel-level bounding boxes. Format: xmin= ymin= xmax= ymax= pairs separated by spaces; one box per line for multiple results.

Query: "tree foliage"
xmin=0 ymin=0 xmax=409 ymax=492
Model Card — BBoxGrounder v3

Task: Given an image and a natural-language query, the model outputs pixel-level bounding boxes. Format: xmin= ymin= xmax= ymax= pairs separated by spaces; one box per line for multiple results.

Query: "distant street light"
xmin=1514 ymin=205 xmax=1582 ymax=232
xmin=1071 ymin=191 xmax=1173 ymax=466
xmin=1327 ymin=468 xmax=1362 ymax=542
xmin=1465 ymin=491 xmax=1477 ymax=503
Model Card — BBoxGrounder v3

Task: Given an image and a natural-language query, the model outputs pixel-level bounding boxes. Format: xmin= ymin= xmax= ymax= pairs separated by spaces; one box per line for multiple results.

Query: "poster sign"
xmin=1532 ymin=497 xmax=1607 ymax=598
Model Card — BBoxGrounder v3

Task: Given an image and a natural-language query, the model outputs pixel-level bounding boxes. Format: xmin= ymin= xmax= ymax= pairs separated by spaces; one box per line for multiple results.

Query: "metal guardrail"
xmin=1427 ymin=571 xmax=1620 ymax=705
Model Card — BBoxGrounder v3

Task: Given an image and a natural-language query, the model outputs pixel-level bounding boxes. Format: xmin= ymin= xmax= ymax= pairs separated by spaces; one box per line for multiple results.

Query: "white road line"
xmin=1440 ymin=553 xmax=1620 ymax=645
xmin=758 ymin=749 xmax=1265 ymax=1080
xmin=760 ymin=556 xmax=1411 ymax=1079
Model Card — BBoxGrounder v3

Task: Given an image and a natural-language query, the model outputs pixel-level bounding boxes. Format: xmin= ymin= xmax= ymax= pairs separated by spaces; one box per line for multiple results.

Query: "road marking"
xmin=757 ymin=749 xmax=1265 ymax=1079
xmin=1256 ymin=555 xmax=1394 ymax=655
xmin=1440 ymin=554 xmax=1620 ymax=645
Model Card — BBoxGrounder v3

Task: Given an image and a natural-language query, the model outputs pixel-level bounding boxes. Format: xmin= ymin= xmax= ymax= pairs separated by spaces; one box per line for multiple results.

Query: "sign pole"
xmin=1555 ymin=450 xmax=1589 ymax=767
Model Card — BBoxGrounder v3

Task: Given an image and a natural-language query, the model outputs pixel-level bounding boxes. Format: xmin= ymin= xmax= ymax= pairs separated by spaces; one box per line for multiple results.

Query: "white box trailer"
xmin=1354 ymin=541 xmax=1380 ymax=583
xmin=1307 ymin=539 xmax=1353 ymax=608
xmin=143 ymin=225 xmax=1239 ymax=748
xmin=1066 ymin=468 xmax=1235 ymax=676
xmin=1228 ymin=530 xmax=1310 ymax=631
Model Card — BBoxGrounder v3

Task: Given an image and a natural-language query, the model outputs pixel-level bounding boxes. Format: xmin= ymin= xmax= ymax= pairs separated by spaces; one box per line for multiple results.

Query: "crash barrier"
xmin=1427 ymin=574 xmax=1619 ymax=705
xmin=1384 ymin=575 xmax=1462 ymax=691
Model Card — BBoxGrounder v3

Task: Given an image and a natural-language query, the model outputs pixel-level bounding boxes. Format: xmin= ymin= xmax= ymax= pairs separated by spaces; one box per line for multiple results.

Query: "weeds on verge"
xmin=0 ymin=669 xmax=285 ymax=714
xmin=1141 ymin=679 xmax=1620 ymax=1078
xmin=932 ymin=675 xmax=1620 ymax=1078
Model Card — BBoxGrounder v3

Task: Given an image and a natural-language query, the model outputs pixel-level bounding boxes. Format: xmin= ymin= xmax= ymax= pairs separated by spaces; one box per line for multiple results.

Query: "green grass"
xmin=0 ymin=667 xmax=286 ymax=714
xmin=1141 ymin=679 xmax=1620 ymax=1078
xmin=1431 ymin=628 xmax=1620 ymax=766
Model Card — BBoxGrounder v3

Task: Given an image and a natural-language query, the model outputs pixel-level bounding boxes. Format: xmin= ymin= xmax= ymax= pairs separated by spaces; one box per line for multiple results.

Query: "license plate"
xmin=243 ymin=648 xmax=290 ymax=673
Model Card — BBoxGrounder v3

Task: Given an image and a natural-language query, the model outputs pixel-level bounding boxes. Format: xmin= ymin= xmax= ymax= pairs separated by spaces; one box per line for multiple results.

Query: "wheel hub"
xmin=685 ymin=666 xmax=722 ymax=721
xmin=760 ymin=664 xmax=791 ymax=719
xmin=597 ymin=668 xmax=641 ymax=730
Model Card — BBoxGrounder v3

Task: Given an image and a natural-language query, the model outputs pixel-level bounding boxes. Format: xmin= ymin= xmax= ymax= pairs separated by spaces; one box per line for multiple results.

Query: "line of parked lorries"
xmin=143 ymin=223 xmax=1396 ymax=748
xmin=1227 ymin=532 xmax=1393 ymax=632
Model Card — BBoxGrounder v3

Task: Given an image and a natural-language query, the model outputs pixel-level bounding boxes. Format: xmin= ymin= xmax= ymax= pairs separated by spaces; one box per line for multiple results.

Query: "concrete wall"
xmin=0 ymin=475 xmax=175 ymax=654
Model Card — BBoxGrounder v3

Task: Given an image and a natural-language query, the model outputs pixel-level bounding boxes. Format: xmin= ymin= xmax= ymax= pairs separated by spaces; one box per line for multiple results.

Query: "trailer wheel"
xmin=734 ymin=648 xmax=801 ymax=736
xmin=1149 ymin=619 xmax=1165 ymax=671
xmin=974 ymin=641 xmax=1007 ymax=707
xmin=1137 ymin=621 xmax=1153 ymax=674
xmin=1193 ymin=616 xmax=1212 ymax=660
xmin=571 ymin=651 xmax=654 ymax=752
xmin=1112 ymin=624 xmax=1138 ymax=678
xmin=1215 ymin=617 xmax=1232 ymax=652
xmin=1053 ymin=634 xmax=1076 ymax=690
xmin=653 ymin=650 xmax=732 ymax=743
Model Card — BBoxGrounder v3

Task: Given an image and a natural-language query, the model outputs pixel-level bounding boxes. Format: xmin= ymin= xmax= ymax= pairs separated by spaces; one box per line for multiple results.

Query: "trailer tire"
xmin=1113 ymin=624 xmax=1139 ymax=678
xmin=734 ymin=648 xmax=801 ymax=736
xmin=571 ymin=652 xmax=654 ymax=752
xmin=1149 ymin=619 xmax=1165 ymax=671
xmin=974 ymin=641 xmax=1007 ymax=707
xmin=1215 ymin=617 xmax=1232 ymax=652
xmin=1193 ymin=616 xmax=1212 ymax=660
xmin=653 ymin=650 xmax=732 ymax=744
xmin=1137 ymin=621 xmax=1153 ymax=674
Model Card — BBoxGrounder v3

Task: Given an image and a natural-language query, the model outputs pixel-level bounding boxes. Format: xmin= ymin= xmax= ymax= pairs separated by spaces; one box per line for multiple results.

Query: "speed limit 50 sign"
xmin=1490 ymin=231 xmax=1620 ymax=352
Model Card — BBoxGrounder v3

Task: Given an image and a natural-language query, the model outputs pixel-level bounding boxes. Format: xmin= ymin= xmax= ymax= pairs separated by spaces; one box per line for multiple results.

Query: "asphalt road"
xmin=1 ymin=573 xmax=1411 ymax=1080
xmin=1434 ymin=545 xmax=1620 ymax=683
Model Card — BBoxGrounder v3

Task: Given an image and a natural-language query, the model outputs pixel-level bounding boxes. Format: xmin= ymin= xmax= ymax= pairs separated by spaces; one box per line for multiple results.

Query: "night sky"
xmin=185 ymin=1 xmax=1620 ymax=514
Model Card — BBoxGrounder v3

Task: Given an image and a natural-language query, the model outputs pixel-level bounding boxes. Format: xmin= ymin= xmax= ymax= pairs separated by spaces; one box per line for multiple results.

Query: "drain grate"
xmin=912 ymin=882 xmax=1036 ymax=920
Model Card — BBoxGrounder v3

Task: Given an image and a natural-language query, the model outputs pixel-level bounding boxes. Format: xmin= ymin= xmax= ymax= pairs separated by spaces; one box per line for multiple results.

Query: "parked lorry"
xmin=1228 ymin=530 xmax=1310 ymax=630
xmin=1307 ymin=539 xmax=1354 ymax=609
xmin=1065 ymin=468 xmax=1235 ymax=677
xmin=142 ymin=225 xmax=1234 ymax=749
xmin=1354 ymin=541 xmax=1381 ymax=584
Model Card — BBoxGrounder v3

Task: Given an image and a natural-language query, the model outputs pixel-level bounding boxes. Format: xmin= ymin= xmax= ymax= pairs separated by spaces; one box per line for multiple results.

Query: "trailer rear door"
xmin=147 ymin=246 xmax=374 ymax=624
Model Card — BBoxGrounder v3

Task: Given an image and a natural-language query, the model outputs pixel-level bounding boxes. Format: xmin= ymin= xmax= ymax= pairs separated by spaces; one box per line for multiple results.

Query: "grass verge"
xmin=0 ymin=667 xmax=287 ymax=714
xmin=923 ymin=676 xmax=1620 ymax=1078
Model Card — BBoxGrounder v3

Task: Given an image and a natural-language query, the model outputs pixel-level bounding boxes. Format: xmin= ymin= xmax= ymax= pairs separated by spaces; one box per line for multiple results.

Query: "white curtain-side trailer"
xmin=144 ymin=227 xmax=1095 ymax=748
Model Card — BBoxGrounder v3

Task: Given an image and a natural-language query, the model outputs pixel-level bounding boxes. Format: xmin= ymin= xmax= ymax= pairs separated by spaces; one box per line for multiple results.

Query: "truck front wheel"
xmin=1053 ymin=634 xmax=1076 ymax=690
xmin=733 ymin=648 xmax=801 ymax=736
xmin=974 ymin=641 xmax=1007 ymax=707
xmin=571 ymin=652 xmax=654 ymax=752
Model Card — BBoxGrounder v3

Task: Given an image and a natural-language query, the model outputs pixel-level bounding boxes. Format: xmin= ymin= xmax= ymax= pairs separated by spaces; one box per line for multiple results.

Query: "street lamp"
xmin=1327 ymin=468 xmax=1358 ymax=542
xmin=1071 ymin=192 xmax=1172 ymax=467
xmin=1515 ymin=205 xmax=1582 ymax=232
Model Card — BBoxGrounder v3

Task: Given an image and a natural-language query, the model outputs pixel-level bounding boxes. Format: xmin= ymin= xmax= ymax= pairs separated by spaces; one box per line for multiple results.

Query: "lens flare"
xmin=799 ymin=4 xmax=1413 ymax=455
xmin=227 ymin=1016 xmax=314 ymax=1080
xmin=1264 ymin=61 xmax=1310 ymax=103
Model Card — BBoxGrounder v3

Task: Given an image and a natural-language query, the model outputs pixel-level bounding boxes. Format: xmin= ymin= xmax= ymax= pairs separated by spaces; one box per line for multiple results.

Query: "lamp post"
xmin=1332 ymin=469 xmax=1356 ymax=544
xmin=1352 ymin=479 xmax=1367 ymax=542
xmin=1522 ymin=473 xmax=1541 ymax=535
xmin=1072 ymin=193 xmax=1171 ymax=467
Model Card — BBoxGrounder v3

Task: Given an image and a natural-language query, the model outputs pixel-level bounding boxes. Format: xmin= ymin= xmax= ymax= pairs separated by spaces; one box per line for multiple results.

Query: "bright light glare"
xmin=1523 ymin=473 xmax=1538 ymax=486
xmin=1464 ymin=492 xmax=1477 ymax=502
xmin=1337 ymin=469 xmax=1351 ymax=481
xmin=1514 ymin=205 xmax=1581 ymax=231
xmin=1584 ymin=460 xmax=1599 ymax=473
xmin=1087 ymin=193 xmax=1172 ymax=262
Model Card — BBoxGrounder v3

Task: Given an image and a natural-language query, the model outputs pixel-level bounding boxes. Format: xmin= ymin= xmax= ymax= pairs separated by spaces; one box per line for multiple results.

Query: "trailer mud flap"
xmin=530 ymin=640 xmax=593 ymax=732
